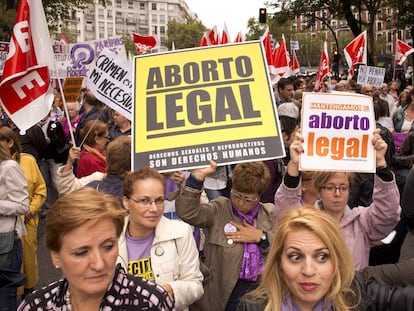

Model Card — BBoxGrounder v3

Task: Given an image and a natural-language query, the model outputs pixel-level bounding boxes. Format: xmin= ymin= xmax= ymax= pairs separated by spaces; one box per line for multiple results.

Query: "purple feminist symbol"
xmin=70 ymin=44 xmax=95 ymax=69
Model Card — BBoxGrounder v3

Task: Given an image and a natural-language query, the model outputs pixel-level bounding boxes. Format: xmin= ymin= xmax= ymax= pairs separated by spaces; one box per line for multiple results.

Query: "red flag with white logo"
xmin=314 ymin=41 xmax=330 ymax=92
xmin=273 ymin=34 xmax=291 ymax=82
xmin=344 ymin=30 xmax=367 ymax=79
xmin=60 ymin=33 xmax=69 ymax=45
xmin=0 ymin=0 xmax=55 ymax=133
xmin=292 ymin=50 xmax=300 ymax=76
xmin=131 ymin=33 xmax=158 ymax=54
xmin=234 ymin=31 xmax=244 ymax=43
xmin=221 ymin=23 xmax=230 ymax=44
xmin=199 ymin=34 xmax=208 ymax=47
xmin=260 ymin=28 xmax=274 ymax=72
xmin=396 ymin=39 xmax=414 ymax=65
xmin=206 ymin=25 xmax=220 ymax=45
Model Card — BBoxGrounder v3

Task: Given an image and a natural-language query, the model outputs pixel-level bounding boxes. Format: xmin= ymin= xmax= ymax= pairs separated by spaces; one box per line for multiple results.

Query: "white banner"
xmin=52 ymin=36 xmax=127 ymax=78
xmin=86 ymin=48 xmax=132 ymax=120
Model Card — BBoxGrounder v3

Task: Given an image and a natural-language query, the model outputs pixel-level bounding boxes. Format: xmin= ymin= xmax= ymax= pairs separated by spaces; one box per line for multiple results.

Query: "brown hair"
xmin=80 ymin=119 xmax=108 ymax=147
xmin=45 ymin=187 xmax=127 ymax=252
xmin=123 ymin=167 xmax=165 ymax=199
xmin=106 ymin=135 xmax=131 ymax=178
xmin=232 ymin=161 xmax=270 ymax=195
xmin=0 ymin=126 xmax=22 ymax=162
xmin=311 ymin=171 xmax=353 ymax=192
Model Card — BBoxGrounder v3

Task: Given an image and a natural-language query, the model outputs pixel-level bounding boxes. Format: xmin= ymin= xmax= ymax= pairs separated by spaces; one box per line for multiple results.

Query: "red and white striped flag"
xmin=131 ymin=33 xmax=157 ymax=54
xmin=344 ymin=30 xmax=367 ymax=79
xmin=314 ymin=41 xmax=330 ymax=92
xmin=0 ymin=0 xmax=55 ymax=133
xmin=221 ymin=23 xmax=230 ymax=44
xmin=396 ymin=39 xmax=414 ymax=65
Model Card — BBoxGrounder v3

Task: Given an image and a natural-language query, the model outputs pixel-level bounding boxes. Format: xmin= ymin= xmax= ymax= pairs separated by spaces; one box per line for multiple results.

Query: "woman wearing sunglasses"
xmin=175 ymin=161 xmax=276 ymax=311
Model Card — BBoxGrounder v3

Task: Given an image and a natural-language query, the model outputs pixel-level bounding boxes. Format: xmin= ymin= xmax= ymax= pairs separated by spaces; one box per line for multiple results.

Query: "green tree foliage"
xmin=0 ymin=0 xmax=101 ymax=41
xmin=166 ymin=18 xmax=206 ymax=50
xmin=268 ymin=0 xmax=392 ymax=65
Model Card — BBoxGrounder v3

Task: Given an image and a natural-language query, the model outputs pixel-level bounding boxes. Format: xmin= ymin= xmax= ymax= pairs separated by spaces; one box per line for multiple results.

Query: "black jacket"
xmin=236 ymin=271 xmax=414 ymax=311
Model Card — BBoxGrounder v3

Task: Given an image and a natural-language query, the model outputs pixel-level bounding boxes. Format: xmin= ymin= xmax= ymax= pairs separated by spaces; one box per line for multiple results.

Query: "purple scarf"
xmin=232 ymin=204 xmax=264 ymax=281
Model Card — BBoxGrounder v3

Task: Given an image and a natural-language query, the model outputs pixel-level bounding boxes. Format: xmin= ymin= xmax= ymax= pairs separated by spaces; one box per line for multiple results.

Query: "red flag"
xmin=131 ymin=33 xmax=157 ymax=54
xmin=234 ymin=31 xmax=244 ymax=43
xmin=221 ymin=23 xmax=230 ymax=44
xmin=206 ymin=25 xmax=219 ymax=45
xmin=344 ymin=30 xmax=367 ymax=79
xmin=260 ymin=28 xmax=275 ymax=76
xmin=0 ymin=0 xmax=55 ymax=133
xmin=60 ymin=33 xmax=69 ymax=45
xmin=314 ymin=41 xmax=330 ymax=92
xmin=396 ymin=39 xmax=414 ymax=65
xmin=199 ymin=34 xmax=208 ymax=47
xmin=273 ymin=34 xmax=291 ymax=81
xmin=292 ymin=50 xmax=300 ymax=76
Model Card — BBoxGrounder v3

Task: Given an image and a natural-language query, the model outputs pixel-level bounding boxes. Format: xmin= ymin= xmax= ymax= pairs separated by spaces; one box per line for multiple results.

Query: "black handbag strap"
xmin=12 ymin=216 xmax=17 ymax=231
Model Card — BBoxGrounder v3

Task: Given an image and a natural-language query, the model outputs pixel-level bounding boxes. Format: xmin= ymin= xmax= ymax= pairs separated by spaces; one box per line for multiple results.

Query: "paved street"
xmin=36 ymin=217 xmax=62 ymax=289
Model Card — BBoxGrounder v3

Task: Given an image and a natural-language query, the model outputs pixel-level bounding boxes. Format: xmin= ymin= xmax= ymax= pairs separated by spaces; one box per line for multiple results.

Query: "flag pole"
xmin=56 ymin=77 xmax=76 ymax=147
xmin=392 ymin=31 xmax=397 ymax=81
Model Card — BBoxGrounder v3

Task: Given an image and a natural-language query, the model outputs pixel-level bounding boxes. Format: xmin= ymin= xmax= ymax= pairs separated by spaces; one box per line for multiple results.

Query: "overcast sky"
xmin=185 ymin=0 xmax=273 ymax=40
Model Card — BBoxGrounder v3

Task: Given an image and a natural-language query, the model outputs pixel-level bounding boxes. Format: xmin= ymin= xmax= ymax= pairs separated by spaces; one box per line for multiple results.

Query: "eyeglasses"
xmin=129 ymin=197 xmax=165 ymax=208
xmin=321 ymin=185 xmax=349 ymax=194
xmin=230 ymin=191 xmax=259 ymax=204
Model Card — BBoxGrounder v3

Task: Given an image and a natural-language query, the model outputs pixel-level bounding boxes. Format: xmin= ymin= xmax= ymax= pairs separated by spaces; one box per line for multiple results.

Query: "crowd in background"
xmin=1 ymin=70 xmax=414 ymax=311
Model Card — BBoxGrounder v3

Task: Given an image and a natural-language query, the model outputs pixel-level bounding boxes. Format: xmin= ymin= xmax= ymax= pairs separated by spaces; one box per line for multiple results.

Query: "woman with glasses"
xmin=117 ymin=168 xmax=203 ymax=311
xmin=77 ymin=119 xmax=109 ymax=178
xmin=275 ymin=129 xmax=400 ymax=269
xmin=174 ymin=161 xmax=275 ymax=311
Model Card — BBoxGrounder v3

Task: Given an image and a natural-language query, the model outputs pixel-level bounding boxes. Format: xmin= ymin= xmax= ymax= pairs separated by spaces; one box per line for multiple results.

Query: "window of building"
xmin=116 ymin=0 xmax=121 ymax=8
xmin=377 ymin=21 xmax=382 ymax=31
xmin=140 ymin=2 xmax=145 ymax=10
xmin=98 ymin=9 xmax=104 ymax=18
xmin=160 ymin=15 xmax=165 ymax=24
xmin=159 ymin=3 xmax=166 ymax=11
xmin=152 ymin=3 xmax=157 ymax=10
xmin=140 ymin=13 xmax=147 ymax=23
xmin=139 ymin=27 xmax=148 ymax=35
xmin=116 ymin=23 xmax=124 ymax=32
xmin=168 ymin=4 xmax=175 ymax=12
xmin=152 ymin=14 xmax=157 ymax=23
xmin=152 ymin=25 xmax=158 ymax=34
xmin=160 ymin=26 xmax=165 ymax=34
xmin=107 ymin=10 xmax=112 ymax=18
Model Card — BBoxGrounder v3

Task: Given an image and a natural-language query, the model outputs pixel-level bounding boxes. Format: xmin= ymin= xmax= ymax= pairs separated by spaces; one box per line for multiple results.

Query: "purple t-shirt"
xmin=126 ymin=230 xmax=155 ymax=281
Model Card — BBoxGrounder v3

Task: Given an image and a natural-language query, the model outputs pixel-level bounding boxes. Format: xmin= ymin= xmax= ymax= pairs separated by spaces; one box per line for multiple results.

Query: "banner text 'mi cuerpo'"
xmin=300 ymin=92 xmax=376 ymax=173
xmin=133 ymin=41 xmax=285 ymax=172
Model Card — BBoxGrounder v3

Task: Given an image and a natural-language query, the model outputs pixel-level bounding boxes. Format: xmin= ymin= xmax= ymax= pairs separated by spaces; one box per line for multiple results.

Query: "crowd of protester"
xmin=2 ymin=71 xmax=414 ymax=311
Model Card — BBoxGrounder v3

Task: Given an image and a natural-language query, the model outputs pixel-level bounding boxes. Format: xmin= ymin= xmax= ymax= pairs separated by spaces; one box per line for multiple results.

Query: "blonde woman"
xmin=237 ymin=207 xmax=414 ymax=311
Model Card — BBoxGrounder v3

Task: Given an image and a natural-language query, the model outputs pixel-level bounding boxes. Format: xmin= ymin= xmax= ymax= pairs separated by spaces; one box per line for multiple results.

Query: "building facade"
xmin=57 ymin=0 xmax=197 ymax=51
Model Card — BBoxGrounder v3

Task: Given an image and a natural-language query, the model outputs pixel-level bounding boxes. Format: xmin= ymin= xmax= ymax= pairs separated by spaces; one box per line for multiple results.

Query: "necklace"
xmin=66 ymin=289 xmax=74 ymax=311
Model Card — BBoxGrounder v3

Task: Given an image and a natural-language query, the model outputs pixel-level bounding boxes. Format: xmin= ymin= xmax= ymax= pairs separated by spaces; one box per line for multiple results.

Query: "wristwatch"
xmin=259 ymin=231 xmax=269 ymax=248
